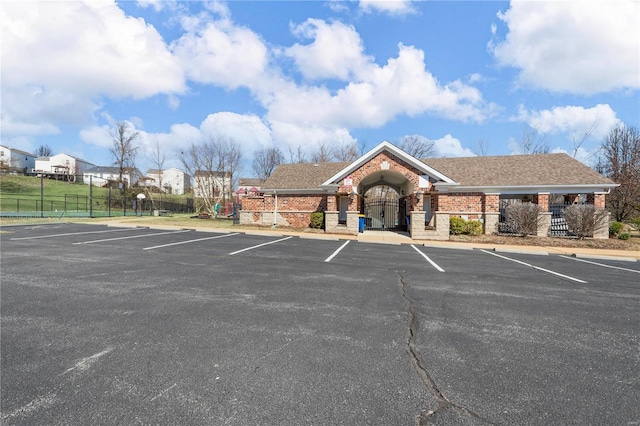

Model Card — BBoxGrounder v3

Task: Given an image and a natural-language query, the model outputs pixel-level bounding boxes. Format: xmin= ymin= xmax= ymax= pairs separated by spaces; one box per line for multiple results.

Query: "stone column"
xmin=593 ymin=211 xmax=610 ymax=239
xmin=537 ymin=212 xmax=552 ymax=237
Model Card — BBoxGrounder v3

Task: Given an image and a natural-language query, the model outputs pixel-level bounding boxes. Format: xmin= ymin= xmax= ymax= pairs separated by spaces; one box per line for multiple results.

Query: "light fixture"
xmin=416 ymin=190 xmax=423 ymax=201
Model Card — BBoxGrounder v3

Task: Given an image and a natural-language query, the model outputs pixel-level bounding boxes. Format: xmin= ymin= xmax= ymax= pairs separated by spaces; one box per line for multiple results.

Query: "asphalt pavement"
xmin=1 ymin=223 xmax=638 ymax=425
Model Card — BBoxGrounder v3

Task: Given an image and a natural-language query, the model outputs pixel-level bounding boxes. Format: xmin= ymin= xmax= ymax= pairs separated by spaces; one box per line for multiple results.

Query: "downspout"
xmin=273 ymin=190 xmax=278 ymax=227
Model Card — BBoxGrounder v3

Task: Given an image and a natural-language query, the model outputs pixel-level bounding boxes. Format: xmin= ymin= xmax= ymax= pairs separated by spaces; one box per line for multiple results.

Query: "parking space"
xmin=1 ymin=223 xmax=639 ymax=425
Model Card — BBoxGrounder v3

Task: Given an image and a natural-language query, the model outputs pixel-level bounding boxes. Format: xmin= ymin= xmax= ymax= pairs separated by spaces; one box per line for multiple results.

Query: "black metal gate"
xmin=364 ymin=199 xmax=400 ymax=230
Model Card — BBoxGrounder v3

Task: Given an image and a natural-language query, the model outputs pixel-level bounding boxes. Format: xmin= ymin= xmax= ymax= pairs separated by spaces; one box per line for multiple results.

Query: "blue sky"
xmin=2 ymin=0 xmax=638 ymax=176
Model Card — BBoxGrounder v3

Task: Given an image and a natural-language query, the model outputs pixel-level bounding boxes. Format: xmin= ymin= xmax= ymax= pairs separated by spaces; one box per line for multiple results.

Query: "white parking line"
xmin=559 ymin=255 xmax=640 ymax=274
xmin=480 ymin=249 xmax=587 ymax=283
xmin=324 ymin=240 xmax=350 ymax=262
xmin=11 ymin=228 xmax=145 ymax=240
xmin=73 ymin=230 xmax=191 ymax=245
xmin=228 ymin=236 xmax=293 ymax=255
xmin=143 ymin=232 xmax=239 ymax=250
xmin=411 ymin=245 xmax=445 ymax=272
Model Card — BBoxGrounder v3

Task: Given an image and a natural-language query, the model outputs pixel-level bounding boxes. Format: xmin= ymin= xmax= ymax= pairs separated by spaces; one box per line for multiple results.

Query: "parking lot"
xmin=2 ymin=223 xmax=639 ymax=425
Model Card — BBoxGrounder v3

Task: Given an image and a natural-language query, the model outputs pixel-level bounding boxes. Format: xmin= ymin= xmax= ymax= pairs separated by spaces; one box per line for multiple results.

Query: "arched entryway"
xmin=358 ymin=170 xmax=414 ymax=232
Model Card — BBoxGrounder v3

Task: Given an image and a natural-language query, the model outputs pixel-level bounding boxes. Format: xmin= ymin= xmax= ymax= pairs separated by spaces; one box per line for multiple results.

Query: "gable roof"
xmin=0 ymin=145 xmax=35 ymax=157
xmin=320 ymin=141 xmax=455 ymax=187
xmin=423 ymin=153 xmax=616 ymax=189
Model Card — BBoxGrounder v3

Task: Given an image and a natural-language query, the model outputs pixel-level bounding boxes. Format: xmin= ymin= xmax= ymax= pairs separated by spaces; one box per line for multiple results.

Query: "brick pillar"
xmin=536 ymin=193 xmax=550 ymax=211
xmin=483 ymin=193 xmax=500 ymax=235
xmin=327 ymin=195 xmax=337 ymax=211
xmin=591 ymin=192 xmax=606 ymax=208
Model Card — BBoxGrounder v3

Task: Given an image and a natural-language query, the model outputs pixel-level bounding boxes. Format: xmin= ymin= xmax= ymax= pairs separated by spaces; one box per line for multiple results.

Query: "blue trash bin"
xmin=358 ymin=215 xmax=365 ymax=233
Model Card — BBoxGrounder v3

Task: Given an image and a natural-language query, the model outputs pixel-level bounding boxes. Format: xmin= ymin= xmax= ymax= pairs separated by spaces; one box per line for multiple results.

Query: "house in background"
xmin=0 ymin=145 xmax=36 ymax=174
xmin=193 ymin=170 xmax=232 ymax=201
xmin=34 ymin=153 xmax=94 ymax=181
xmin=240 ymin=141 xmax=618 ymax=240
xmin=144 ymin=168 xmax=191 ymax=195
xmin=235 ymin=178 xmax=265 ymax=200
xmin=83 ymin=166 xmax=142 ymax=187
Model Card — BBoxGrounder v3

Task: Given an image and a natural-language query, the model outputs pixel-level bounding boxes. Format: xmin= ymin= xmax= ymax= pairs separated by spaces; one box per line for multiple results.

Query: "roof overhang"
xmin=434 ymin=183 xmax=619 ymax=194
xmin=261 ymin=188 xmax=330 ymax=195
xmin=320 ymin=141 xmax=457 ymax=187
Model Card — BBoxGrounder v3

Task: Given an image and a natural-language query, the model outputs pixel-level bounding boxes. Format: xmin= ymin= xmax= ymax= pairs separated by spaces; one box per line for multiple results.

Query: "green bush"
xmin=309 ymin=211 xmax=324 ymax=229
xmin=609 ymin=221 xmax=624 ymax=237
xmin=467 ymin=220 xmax=483 ymax=236
xmin=449 ymin=216 xmax=467 ymax=235
xmin=618 ymin=232 xmax=630 ymax=240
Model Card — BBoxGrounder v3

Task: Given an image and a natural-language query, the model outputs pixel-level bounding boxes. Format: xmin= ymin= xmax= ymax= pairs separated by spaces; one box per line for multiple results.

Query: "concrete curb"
xmin=244 ymin=231 xmax=284 ymax=237
xmin=572 ymin=253 xmax=638 ymax=262
xmin=422 ymin=243 xmax=474 ymax=250
xmin=299 ymin=235 xmax=340 ymax=241
xmin=493 ymin=247 xmax=549 ymax=256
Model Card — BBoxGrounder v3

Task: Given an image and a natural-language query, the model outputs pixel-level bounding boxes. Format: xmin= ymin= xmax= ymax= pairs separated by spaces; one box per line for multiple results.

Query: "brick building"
xmin=240 ymin=141 xmax=617 ymax=240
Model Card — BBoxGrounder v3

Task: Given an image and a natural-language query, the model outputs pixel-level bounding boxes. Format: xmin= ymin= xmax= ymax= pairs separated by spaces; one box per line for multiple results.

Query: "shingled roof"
xmin=263 ymin=162 xmax=350 ymax=190
xmin=262 ymin=152 xmax=616 ymax=193
xmin=422 ymin=153 xmax=615 ymax=187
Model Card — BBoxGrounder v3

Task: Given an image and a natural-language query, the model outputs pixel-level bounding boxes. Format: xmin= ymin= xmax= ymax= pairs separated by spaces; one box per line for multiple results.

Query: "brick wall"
xmin=347 ymin=152 xmax=424 ymax=191
xmin=438 ymin=192 xmax=484 ymax=212
xmin=240 ymin=194 xmax=328 ymax=228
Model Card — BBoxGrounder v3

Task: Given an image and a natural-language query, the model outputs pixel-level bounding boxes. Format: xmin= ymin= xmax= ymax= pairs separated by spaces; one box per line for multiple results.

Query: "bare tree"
xmin=178 ymin=137 xmax=242 ymax=215
xmin=512 ymin=126 xmax=549 ymax=155
xmin=288 ymin=145 xmax=307 ymax=163
xmin=310 ymin=141 xmax=334 ymax=163
xmin=473 ymin=139 xmax=489 ymax=156
xmin=35 ymin=144 xmax=53 ymax=157
xmin=216 ymin=138 xmax=242 ymax=203
xmin=332 ymin=142 xmax=360 ymax=162
xmin=178 ymin=141 xmax=220 ymax=215
xmin=143 ymin=137 xmax=167 ymax=209
xmin=600 ymin=123 xmax=640 ymax=221
xmin=569 ymin=119 xmax=600 ymax=159
xmin=397 ymin=135 xmax=436 ymax=158
xmin=252 ymin=147 xmax=284 ymax=180
xmin=109 ymin=121 xmax=140 ymax=189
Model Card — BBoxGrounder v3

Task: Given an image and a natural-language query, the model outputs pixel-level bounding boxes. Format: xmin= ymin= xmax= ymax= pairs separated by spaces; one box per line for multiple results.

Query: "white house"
xmin=83 ymin=166 xmax=142 ymax=187
xmin=0 ymin=145 xmax=36 ymax=174
xmin=193 ymin=170 xmax=231 ymax=200
xmin=35 ymin=153 xmax=94 ymax=178
xmin=144 ymin=167 xmax=191 ymax=195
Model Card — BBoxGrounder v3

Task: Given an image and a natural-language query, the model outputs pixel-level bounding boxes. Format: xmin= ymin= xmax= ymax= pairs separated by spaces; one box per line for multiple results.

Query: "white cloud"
xmin=270 ymin=121 xmax=357 ymax=153
xmin=199 ymin=113 xmax=273 ymax=153
xmin=431 ymin=134 xmax=476 ymax=157
xmin=79 ymin=125 xmax=113 ymax=150
xmin=492 ymin=1 xmax=640 ymax=94
xmin=285 ymin=19 xmax=372 ymax=81
xmin=359 ymin=0 xmax=417 ymax=15
xmin=0 ymin=0 xmax=185 ymax=136
xmin=171 ymin=12 xmax=269 ymax=89
xmin=515 ymin=104 xmax=619 ymax=139
xmin=268 ymin=43 xmax=497 ymax=129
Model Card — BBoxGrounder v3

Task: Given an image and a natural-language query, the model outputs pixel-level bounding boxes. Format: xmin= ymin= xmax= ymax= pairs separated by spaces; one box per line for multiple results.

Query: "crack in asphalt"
xmin=396 ymin=271 xmax=494 ymax=425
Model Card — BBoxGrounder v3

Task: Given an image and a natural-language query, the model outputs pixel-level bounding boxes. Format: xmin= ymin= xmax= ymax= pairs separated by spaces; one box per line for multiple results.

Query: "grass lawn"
xmin=0 ymin=174 xmax=191 ymax=213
